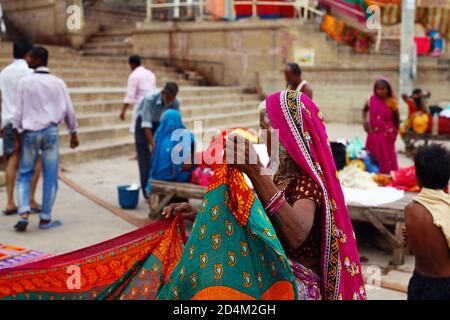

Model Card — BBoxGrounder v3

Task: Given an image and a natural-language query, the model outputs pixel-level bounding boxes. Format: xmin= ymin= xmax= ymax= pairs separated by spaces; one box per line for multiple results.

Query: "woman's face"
xmin=375 ymin=82 xmax=389 ymax=99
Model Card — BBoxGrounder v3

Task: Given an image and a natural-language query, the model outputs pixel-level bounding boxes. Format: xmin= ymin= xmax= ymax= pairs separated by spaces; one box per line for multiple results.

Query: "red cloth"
xmin=414 ymin=36 xmax=431 ymax=55
xmin=234 ymin=0 xmax=295 ymax=17
xmin=389 ymin=166 xmax=420 ymax=192
xmin=427 ymin=116 xmax=450 ymax=135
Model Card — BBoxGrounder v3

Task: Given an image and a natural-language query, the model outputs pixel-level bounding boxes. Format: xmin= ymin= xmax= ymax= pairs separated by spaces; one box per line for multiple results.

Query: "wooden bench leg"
xmin=392 ymin=221 xmax=406 ymax=266
xmin=149 ymin=191 xmax=177 ymax=220
xmin=362 ymin=210 xmax=405 ymax=266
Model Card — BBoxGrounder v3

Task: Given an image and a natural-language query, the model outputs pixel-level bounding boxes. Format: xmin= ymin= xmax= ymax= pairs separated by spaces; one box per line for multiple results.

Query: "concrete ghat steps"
xmin=0 ymin=59 xmax=162 ymax=71
xmin=0 ymin=41 xmax=260 ymax=167
xmin=68 ymin=87 xmax=247 ymax=102
xmin=59 ymin=120 xmax=260 ymax=166
xmin=73 ymin=94 xmax=259 ymax=113
xmin=77 ymin=109 xmax=259 ymax=129
xmin=76 ymin=101 xmax=260 ymax=127
xmin=65 ymin=78 xmax=196 ymax=88
xmin=61 ymin=108 xmax=259 ymax=145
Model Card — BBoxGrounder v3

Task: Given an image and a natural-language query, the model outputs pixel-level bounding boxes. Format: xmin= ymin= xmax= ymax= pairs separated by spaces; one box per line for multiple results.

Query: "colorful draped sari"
xmin=365 ymin=80 xmax=399 ymax=174
xmin=266 ymin=90 xmax=366 ymax=300
xmin=0 ymin=165 xmax=296 ymax=300
xmin=157 ymin=164 xmax=297 ymax=300
xmin=0 ymin=217 xmax=186 ymax=300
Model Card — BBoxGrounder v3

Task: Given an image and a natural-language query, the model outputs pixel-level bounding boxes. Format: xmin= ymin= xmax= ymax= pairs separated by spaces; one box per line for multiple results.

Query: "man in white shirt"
xmin=119 ymin=55 xmax=157 ymax=133
xmin=0 ymin=39 xmax=41 ymax=216
xmin=12 ymin=46 xmax=79 ymax=232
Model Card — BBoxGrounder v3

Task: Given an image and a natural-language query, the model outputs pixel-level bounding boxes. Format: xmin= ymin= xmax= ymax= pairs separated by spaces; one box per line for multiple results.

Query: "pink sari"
xmin=366 ymin=93 xmax=399 ymax=174
xmin=266 ymin=90 xmax=366 ymax=300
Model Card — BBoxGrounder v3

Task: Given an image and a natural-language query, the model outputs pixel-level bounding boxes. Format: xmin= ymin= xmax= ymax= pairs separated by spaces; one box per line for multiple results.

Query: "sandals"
xmin=3 ymin=204 xmax=42 ymax=216
xmin=14 ymin=220 xmax=29 ymax=232
xmin=3 ymin=208 xmax=18 ymax=216
xmin=39 ymin=220 xmax=63 ymax=230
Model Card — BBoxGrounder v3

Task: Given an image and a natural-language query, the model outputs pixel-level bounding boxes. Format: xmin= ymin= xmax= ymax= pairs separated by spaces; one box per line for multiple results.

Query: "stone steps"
xmin=68 ymin=86 xmax=246 ymax=102
xmin=83 ymin=41 xmax=133 ymax=50
xmin=49 ymin=67 xmax=178 ymax=77
xmin=75 ymin=101 xmax=258 ymax=127
xmin=61 ymin=107 xmax=259 ymax=144
xmin=81 ymin=48 xmax=133 ymax=57
xmin=0 ymin=59 xmax=164 ymax=71
xmin=0 ymin=40 xmax=260 ymax=167
xmin=88 ymin=33 xmax=135 ymax=44
xmin=58 ymin=104 xmax=259 ymax=157
xmin=81 ymin=31 xmax=135 ymax=57
xmin=73 ymin=94 xmax=259 ymax=113
xmin=59 ymin=117 xmax=260 ymax=166
xmin=65 ymin=77 xmax=196 ymax=88
xmin=73 ymin=107 xmax=259 ymax=131
xmin=60 ymin=137 xmax=135 ymax=166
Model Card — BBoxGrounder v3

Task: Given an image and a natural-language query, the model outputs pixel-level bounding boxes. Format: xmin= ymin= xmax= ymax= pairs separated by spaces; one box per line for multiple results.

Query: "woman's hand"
xmin=225 ymin=133 xmax=262 ymax=178
xmin=162 ymin=203 xmax=197 ymax=222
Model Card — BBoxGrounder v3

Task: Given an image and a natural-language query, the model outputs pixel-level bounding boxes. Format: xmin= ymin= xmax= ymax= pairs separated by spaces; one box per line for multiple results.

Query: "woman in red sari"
xmin=362 ymin=78 xmax=400 ymax=174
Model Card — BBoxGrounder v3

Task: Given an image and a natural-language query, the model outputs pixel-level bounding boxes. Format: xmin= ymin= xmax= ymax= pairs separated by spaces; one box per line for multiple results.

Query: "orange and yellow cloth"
xmin=0 ymin=165 xmax=297 ymax=300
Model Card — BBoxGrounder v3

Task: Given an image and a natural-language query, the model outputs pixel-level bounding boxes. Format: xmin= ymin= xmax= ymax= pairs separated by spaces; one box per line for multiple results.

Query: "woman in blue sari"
xmin=146 ymin=109 xmax=195 ymax=194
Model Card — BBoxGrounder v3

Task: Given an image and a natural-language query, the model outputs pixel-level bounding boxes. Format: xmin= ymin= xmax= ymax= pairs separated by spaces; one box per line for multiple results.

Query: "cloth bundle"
xmin=338 ymin=164 xmax=378 ymax=190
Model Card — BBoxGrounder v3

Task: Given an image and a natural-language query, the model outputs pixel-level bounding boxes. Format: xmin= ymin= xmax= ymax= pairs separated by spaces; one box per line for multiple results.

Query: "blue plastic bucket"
xmin=117 ymin=185 xmax=140 ymax=210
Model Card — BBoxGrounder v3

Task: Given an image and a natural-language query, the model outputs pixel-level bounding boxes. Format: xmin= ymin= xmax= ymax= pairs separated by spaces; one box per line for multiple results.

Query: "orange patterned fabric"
xmin=208 ymin=164 xmax=254 ymax=226
xmin=0 ymin=217 xmax=186 ymax=300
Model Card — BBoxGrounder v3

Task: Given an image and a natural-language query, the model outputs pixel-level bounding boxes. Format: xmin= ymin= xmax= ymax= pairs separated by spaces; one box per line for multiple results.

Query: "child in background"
xmin=405 ymin=144 xmax=450 ymax=300
xmin=400 ymin=88 xmax=432 ymax=135
xmin=402 ymin=88 xmax=431 ymax=117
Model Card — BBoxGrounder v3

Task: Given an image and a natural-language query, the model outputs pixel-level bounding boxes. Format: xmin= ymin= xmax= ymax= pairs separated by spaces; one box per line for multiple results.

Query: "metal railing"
xmin=145 ymin=0 xmax=325 ymax=22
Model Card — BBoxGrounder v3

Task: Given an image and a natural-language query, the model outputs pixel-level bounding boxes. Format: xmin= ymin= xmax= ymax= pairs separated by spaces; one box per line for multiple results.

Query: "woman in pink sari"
xmin=173 ymin=90 xmax=366 ymax=299
xmin=262 ymin=90 xmax=366 ymax=300
xmin=362 ymin=78 xmax=400 ymax=174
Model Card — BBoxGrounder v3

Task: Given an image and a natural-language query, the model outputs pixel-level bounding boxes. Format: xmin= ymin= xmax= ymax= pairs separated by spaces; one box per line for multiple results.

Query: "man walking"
xmin=0 ymin=39 xmax=42 ymax=216
xmin=120 ymin=55 xmax=156 ymax=133
xmin=284 ymin=62 xmax=313 ymax=99
xmin=12 ymin=47 xmax=79 ymax=232
xmin=135 ymin=82 xmax=180 ymax=198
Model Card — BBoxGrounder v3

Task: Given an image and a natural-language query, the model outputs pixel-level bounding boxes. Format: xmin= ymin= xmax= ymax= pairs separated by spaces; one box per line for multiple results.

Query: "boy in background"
xmin=405 ymin=144 xmax=450 ymax=300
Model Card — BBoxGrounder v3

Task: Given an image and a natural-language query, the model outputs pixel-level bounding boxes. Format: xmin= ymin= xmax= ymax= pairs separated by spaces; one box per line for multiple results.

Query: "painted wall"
xmin=133 ymin=19 xmax=449 ymax=123
xmin=1 ymin=0 xmax=85 ymax=47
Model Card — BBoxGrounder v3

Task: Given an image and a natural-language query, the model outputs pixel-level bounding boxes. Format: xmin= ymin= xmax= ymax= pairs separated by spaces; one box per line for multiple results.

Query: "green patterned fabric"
xmin=157 ymin=167 xmax=298 ymax=300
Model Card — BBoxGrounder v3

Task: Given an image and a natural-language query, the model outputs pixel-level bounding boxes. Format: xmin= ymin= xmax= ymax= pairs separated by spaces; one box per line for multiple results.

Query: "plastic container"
xmin=117 ymin=185 xmax=140 ymax=210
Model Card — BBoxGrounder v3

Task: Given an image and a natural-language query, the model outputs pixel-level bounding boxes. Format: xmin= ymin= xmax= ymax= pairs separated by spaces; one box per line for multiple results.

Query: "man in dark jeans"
xmin=135 ymin=82 xmax=180 ymax=199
